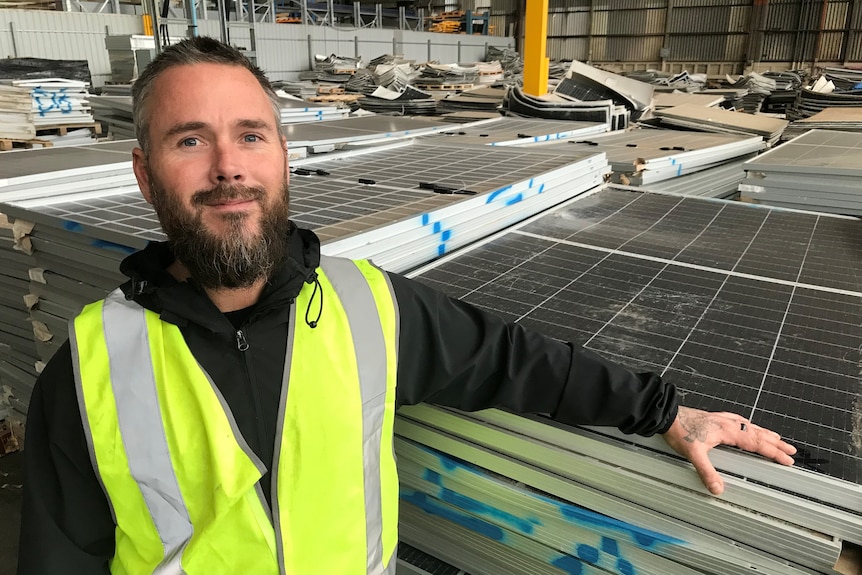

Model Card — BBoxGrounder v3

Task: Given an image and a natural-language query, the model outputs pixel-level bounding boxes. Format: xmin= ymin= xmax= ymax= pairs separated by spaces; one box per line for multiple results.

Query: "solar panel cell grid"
xmin=414 ymin=188 xmax=862 ymax=484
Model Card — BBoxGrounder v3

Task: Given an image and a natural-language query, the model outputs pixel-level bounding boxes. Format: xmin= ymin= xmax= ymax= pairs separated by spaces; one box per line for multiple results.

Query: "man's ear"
xmin=132 ymin=147 xmax=154 ymax=204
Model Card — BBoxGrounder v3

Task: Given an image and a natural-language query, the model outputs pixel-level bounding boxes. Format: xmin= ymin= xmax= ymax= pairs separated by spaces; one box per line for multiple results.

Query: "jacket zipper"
xmin=236 ymin=329 xmax=250 ymax=352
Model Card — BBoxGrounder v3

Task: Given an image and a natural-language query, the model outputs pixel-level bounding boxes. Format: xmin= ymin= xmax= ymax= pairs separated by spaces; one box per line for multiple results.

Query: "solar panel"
xmin=412 ymin=188 xmax=862 ymax=485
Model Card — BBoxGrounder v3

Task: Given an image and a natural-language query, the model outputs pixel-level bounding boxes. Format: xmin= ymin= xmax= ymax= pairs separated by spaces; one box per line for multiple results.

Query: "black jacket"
xmin=18 ymin=224 xmax=677 ymax=574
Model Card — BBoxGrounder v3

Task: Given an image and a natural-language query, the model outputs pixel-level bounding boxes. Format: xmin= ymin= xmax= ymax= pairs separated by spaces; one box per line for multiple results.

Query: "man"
xmin=18 ymin=37 xmax=796 ymax=575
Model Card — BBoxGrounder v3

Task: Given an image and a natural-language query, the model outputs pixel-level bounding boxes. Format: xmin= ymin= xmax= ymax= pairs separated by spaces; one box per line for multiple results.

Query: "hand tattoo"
xmin=679 ymin=410 xmax=720 ymax=443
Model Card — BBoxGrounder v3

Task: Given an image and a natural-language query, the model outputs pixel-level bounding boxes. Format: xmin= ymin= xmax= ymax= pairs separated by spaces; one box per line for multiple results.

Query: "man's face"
xmin=132 ymin=63 xmax=291 ymax=289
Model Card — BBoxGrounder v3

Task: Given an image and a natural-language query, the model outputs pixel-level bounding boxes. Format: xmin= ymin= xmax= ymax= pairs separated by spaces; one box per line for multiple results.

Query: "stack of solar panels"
xmin=621 ymin=70 xmax=707 ymax=93
xmin=760 ymin=71 xmax=804 ymax=114
xmin=0 ymin=140 xmax=610 ymax=417
xmin=621 ymin=158 xmax=750 ymax=199
xmin=278 ymin=95 xmax=349 ymax=123
xmin=90 ymin=84 xmax=135 ymax=140
xmin=726 ymin=72 xmax=777 ymax=113
xmin=356 ymin=86 xmax=437 ymax=116
xmin=272 ymin=80 xmax=318 ymax=100
xmin=504 ymin=87 xmax=629 ymax=130
xmin=395 ymin=187 xmax=862 ymax=575
xmin=437 ymin=87 xmax=505 ymax=121
xmin=782 ymin=106 xmax=862 ymax=140
xmin=487 ymin=46 xmax=522 ymax=76
xmin=740 ymin=128 xmax=862 ymax=214
xmin=653 ymin=92 xmax=723 ymax=110
xmin=822 ymin=66 xmax=862 ymax=90
xmin=534 ymin=128 xmax=763 ymax=186
xmin=283 ymin=115 xmax=482 ymax=154
xmin=653 ymin=104 xmax=788 ymax=145
xmin=0 ymin=208 xmax=37 ymax=423
xmin=415 ymin=64 xmax=478 ymax=89
xmin=300 ymin=54 xmax=362 ymax=84
xmin=430 ymin=117 xmax=609 ymax=147
xmin=21 ymin=78 xmax=95 ymax=128
xmin=786 ymin=85 xmax=862 ymax=122
xmin=344 ymin=69 xmax=377 ymax=95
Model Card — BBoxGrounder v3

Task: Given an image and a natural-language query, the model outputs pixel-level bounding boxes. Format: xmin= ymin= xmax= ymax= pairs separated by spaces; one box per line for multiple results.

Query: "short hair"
xmin=132 ymin=36 xmax=282 ymax=155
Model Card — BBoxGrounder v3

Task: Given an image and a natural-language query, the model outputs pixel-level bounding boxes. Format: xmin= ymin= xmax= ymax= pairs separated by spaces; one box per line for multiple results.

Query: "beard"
xmin=148 ymin=171 xmax=291 ymax=290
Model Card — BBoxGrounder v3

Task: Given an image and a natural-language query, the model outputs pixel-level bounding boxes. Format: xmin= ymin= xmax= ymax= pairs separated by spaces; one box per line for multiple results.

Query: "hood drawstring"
xmin=304 ymin=272 xmax=323 ymax=329
xmin=126 ymin=278 xmax=149 ymax=300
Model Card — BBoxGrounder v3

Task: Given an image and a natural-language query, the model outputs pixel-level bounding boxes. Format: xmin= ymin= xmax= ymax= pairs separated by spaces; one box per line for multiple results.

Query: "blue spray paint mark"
xmin=437 ymin=244 xmax=446 ymax=256
xmin=601 ymin=536 xmax=619 ymax=556
xmin=440 ymin=230 xmax=451 ymax=241
xmin=432 ymin=221 xmax=441 ymax=233
xmin=63 ymin=220 xmax=84 ymax=232
xmin=91 ymin=239 xmax=136 ymax=255
xmin=486 ymin=185 xmax=511 ymax=203
xmin=421 ymin=213 xmax=430 ymax=226
xmin=538 ymin=183 xmax=545 ymax=194
xmin=423 ymin=469 xmax=442 ymax=485
xmin=505 ymin=193 xmax=523 ymax=206
xmin=576 ymin=544 xmax=599 ymax=564
xmin=528 ymin=177 xmax=534 ymax=188
xmin=617 ymin=557 xmax=635 ymax=575
xmin=550 ymin=556 xmax=583 ymax=575
xmin=677 ymin=164 xmax=682 ymax=176
xmin=557 ymin=505 xmax=683 ymax=547
xmin=32 ymin=87 xmax=72 ymax=117
xmin=439 ymin=488 xmax=537 ymax=535
xmin=401 ymin=491 xmax=506 ymax=541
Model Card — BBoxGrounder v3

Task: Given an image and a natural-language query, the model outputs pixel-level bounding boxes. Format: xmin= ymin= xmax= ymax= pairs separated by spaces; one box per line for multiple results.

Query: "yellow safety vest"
xmin=71 ymin=256 xmax=400 ymax=575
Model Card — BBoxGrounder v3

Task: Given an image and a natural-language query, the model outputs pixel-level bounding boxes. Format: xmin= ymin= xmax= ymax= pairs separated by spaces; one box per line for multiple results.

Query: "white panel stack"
xmin=740 ymin=129 xmax=862 ymax=214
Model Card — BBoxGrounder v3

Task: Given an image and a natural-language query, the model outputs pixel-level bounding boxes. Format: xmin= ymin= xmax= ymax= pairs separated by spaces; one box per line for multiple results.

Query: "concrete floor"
xmin=0 ymin=452 xmax=22 ymax=575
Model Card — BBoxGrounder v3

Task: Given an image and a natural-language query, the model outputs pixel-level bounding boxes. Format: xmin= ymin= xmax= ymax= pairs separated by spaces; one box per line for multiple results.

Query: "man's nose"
xmin=211 ymin=142 xmax=245 ymax=183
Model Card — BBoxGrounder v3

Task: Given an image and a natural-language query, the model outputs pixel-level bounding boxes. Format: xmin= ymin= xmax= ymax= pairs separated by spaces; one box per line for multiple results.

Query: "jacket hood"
xmin=118 ymin=221 xmax=321 ymax=334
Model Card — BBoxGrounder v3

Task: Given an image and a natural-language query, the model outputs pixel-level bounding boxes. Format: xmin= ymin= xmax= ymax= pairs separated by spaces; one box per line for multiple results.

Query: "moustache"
xmin=192 ymin=183 xmax=266 ymax=206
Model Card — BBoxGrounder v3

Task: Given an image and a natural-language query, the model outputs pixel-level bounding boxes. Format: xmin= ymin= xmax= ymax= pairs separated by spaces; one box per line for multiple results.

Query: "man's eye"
xmin=181 ymin=137 xmax=199 ymax=147
xmin=244 ymin=134 xmax=260 ymax=143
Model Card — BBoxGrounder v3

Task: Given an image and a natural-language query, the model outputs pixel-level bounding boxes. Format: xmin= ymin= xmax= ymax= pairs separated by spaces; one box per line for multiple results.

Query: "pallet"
xmin=306 ymin=94 xmax=363 ymax=102
xmin=317 ymin=85 xmax=345 ymax=95
xmin=35 ymin=122 xmax=102 ymax=136
xmin=0 ymin=138 xmax=53 ymax=151
xmin=415 ymin=83 xmax=474 ymax=91
xmin=332 ymin=69 xmax=357 ymax=75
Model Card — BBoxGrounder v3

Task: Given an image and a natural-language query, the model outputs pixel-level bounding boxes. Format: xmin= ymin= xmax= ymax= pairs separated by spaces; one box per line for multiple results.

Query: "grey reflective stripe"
xmin=70 ymin=316 xmax=117 ymax=525
xmin=321 ymin=256 xmax=389 ymax=575
xmin=271 ymin=299 xmax=296 ymax=575
xmin=100 ymin=289 xmax=192 ymax=574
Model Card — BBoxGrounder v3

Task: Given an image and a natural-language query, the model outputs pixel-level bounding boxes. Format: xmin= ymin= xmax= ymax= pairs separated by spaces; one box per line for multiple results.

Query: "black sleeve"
xmin=389 ymin=272 xmax=678 ymax=436
xmin=18 ymin=341 xmax=114 ymax=575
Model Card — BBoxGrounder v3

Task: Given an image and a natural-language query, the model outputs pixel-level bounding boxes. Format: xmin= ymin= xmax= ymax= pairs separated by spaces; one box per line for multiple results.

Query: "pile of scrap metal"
xmin=786 ymin=67 xmax=862 ymax=122
xmin=503 ymin=61 xmax=654 ymax=130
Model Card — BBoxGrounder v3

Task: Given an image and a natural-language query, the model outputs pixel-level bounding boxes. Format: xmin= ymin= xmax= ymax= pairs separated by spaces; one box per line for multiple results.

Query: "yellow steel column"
xmin=523 ymin=0 xmax=549 ymax=96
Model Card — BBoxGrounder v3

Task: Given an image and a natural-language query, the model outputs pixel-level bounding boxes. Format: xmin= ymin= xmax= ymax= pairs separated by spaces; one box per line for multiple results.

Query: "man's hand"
xmin=661 ymin=406 xmax=797 ymax=496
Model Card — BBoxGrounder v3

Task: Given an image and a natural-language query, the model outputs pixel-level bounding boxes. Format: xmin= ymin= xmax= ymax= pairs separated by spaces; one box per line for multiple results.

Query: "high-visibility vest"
xmin=71 ymin=256 xmax=400 ymax=575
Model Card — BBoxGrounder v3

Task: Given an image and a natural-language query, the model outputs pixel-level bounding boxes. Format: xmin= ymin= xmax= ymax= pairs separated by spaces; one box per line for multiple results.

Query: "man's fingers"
xmin=687 ymin=446 xmax=724 ymax=495
xmin=737 ymin=424 xmax=797 ymax=465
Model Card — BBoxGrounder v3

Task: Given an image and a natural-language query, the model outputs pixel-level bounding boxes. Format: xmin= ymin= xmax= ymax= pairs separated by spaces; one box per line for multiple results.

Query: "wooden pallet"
xmin=306 ymin=94 xmax=363 ymax=102
xmin=317 ymin=85 xmax=345 ymax=95
xmin=332 ymin=69 xmax=357 ymax=75
xmin=415 ymin=83 xmax=474 ymax=91
xmin=35 ymin=122 xmax=102 ymax=136
xmin=0 ymin=137 xmax=53 ymax=151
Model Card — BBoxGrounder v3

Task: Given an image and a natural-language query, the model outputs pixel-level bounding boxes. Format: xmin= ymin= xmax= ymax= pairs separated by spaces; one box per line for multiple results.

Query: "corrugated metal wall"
xmin=0 ymin=9 xmax=512 ymax=85
xmin=490 ymin=0 xmax=862 ymax=71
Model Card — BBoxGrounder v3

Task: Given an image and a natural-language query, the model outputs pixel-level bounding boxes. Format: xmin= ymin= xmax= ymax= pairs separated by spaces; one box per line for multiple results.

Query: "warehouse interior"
xmin=1 ymin=0 xmax=862 ymax=574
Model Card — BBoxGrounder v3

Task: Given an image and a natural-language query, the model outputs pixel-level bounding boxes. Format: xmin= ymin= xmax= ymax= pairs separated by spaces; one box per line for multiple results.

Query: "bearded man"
xmin=18 ymin=37 xmax=795 ymax=575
